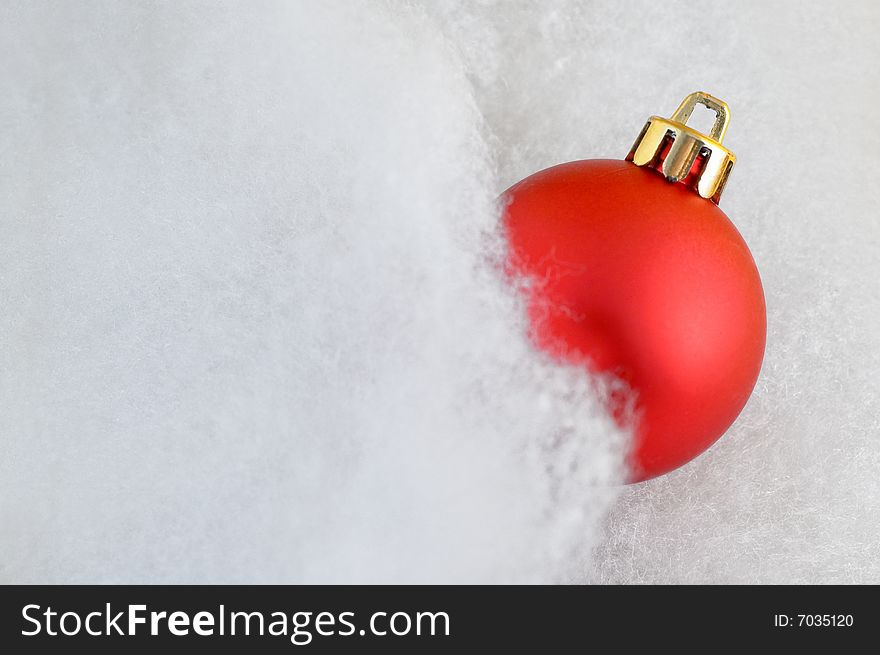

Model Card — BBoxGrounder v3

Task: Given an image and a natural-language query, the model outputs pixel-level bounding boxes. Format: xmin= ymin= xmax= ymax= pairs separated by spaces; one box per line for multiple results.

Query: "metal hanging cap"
xmin=626 ymin=92 xmax=736 ymax=204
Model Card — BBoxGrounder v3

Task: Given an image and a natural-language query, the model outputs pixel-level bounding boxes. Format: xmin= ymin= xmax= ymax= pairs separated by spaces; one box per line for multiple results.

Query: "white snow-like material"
xmin=1 ymin=0 xmax=878 ymax=583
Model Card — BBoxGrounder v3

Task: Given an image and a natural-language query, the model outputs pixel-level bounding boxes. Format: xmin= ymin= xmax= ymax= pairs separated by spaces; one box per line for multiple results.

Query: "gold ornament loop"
xmin=670 ymin=92 xmax=731 ymax=143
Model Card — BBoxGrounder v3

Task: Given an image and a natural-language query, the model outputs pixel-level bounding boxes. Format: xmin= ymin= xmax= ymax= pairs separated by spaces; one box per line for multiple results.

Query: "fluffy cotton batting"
xmin=1 ymin=0 xmax=878 ymax=584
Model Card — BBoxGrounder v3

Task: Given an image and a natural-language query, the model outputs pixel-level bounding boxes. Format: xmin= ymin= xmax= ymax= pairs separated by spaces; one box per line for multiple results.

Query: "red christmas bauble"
xmin=502 ymin=94 xmax=766 ymax=482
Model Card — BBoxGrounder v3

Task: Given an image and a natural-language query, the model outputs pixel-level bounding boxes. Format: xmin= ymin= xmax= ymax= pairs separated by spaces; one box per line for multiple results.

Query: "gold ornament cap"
xmin=626 ymin=92 xmax=736 ymax=204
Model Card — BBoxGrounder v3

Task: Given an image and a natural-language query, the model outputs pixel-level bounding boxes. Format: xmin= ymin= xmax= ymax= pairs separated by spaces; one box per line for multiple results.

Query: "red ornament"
xmin=502 ymin=93 xmax=766 ymax=482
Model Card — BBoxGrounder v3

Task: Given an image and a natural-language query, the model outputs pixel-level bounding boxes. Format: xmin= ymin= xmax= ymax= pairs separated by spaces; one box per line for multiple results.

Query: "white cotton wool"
xmin=0 ymin=1 xmax=625 ymax=583
xmin=3 ymin=0 xmax=879 ymax=586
